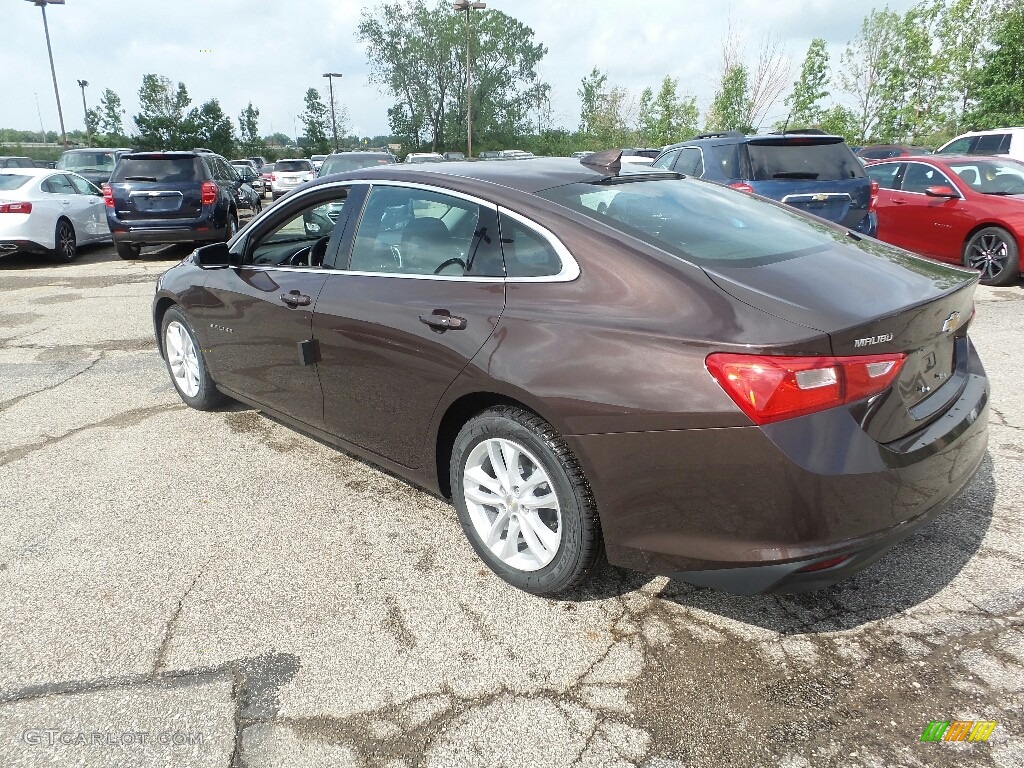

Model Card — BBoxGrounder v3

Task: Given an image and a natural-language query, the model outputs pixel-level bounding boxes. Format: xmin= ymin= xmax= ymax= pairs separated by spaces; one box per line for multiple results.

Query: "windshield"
xmin=747 ymin=140 xmax=865 ymax=181
xmin=276 ymin=160 xmax=311 ymax=172
xmin=538 ymin=177 xmax=841 ymax=266
xmin=948 ymin=159 xmax=1024 ymax=196
xmin=0 ymin=174 xmax=32 ymax=190
xmin=319 ymin=155 xmax=394 ymax=175
xmin=57 ymin=151 xmax=117 ymax=172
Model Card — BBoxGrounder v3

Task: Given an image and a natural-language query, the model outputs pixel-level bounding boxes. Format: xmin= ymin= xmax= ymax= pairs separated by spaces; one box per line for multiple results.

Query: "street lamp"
xmin=77 ymin=79 xmax=89 ymax=143
xmin=24 ymin=0 xmax=68 ymax=147
xmin=453 ymin=1 xmax=486 ymax=158
xmin=322 ymin=72 xmax=343 ymax=152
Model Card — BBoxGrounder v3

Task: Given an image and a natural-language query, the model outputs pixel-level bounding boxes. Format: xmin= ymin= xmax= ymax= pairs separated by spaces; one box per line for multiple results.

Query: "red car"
xmin=866 ymin=155 xmax=1024 ymax=285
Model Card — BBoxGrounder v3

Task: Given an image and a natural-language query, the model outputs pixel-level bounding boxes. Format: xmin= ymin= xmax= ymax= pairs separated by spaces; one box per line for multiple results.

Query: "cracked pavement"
xmin=0 ymin=244 xmax=1022 ymax=767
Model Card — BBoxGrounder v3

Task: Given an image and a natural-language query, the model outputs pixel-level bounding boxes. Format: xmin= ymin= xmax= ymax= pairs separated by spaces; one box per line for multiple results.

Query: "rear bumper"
xmin=109 ymin=218 xmax=228 ymax=246
xmin=0 ymin=239 xmax=48 ymax=255
xmin=567 ymin=338 xmax=989 ymax=594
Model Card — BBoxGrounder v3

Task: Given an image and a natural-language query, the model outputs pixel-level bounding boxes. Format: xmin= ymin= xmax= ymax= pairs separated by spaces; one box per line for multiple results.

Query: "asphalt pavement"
xmin=0 ymin=242 xmax=1022 ymax=768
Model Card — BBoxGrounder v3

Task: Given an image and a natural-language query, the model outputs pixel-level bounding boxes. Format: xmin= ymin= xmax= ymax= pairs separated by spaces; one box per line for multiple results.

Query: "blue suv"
xmin=652 ymin=131 xmax=877 ymax=236
xmin=104 ymin=151 xmax=243 ymax=259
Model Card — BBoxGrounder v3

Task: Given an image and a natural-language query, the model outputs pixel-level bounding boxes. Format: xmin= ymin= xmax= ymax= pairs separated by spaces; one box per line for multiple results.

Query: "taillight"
xmin=728 ymin=182 xmax=755 ymax=194
xmin=102 ymin=185 xmax=114 ymax=208
xmin=869 ymin=178 xmax=879 ymax=212
xmin=269 ymin=173 xmax=276 ymax=182
xmin=200 ymin=181 xmax=217 ymax=205
xmin=796 ymin=554 xmax=852 ymax=573
xmin=705 ymin=352 xmax=906 ymax=425
xmin=0 ymin=202 xmax=32 ymax=214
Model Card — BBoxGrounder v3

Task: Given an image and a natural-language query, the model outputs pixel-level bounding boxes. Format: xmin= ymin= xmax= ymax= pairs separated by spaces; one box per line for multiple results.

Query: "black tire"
xmin=115 ymin=242 xmax=141 ymax=260
xmin=252 ymin=196 xmax=262 ymax=215
xmin=160 ymin=307 xmax=226 ymax=411
xmin=224 ymin=212 xmax=238 ymax=242
xmin=964 ymin=226 xmax=1020 ymax=287
xmin=51 ymin=219 xmax=77 ymax=262
xmin=450 ymin=406 xmax=604 ymax=595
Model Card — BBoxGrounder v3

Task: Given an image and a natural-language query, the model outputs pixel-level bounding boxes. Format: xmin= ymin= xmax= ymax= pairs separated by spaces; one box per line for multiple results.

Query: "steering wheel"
xmin=389 ymin=244 xmax=402 ymax=267
xmin=433 ymin=257 xmax=466 ymax=275
xmin=286 ymin=236 xmax=331 ymax=267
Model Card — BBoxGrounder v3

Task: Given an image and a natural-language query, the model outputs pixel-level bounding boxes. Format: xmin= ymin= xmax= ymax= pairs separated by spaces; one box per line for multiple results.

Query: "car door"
xmin=65 ymin=173 xmax=108 ymax=242
xmin=865 ymin=162 xmax=905 ymax=245
xmin=39 ymin=174 xmax=85 ymax=241
xmin=312 ymin=182 xmax=506 ymax=469
xmin=891 ymin=161 xmax=968 ymax=262
xmin=199 ymin=185 xmax=356 ymax=427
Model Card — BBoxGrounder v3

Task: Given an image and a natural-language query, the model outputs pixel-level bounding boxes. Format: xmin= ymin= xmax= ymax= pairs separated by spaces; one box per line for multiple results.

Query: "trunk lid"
xmin=703 ymin=239 xmax=979 ymax=442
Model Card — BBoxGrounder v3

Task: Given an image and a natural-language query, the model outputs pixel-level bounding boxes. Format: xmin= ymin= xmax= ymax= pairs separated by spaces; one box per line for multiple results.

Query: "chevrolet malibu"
xmin=152 ymin=154 xmax=989 ymax=596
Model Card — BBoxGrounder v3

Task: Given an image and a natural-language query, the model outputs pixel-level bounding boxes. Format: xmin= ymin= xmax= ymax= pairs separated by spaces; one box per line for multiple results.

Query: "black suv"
xmin=652 ymin=131 xmax=877 ymax=236
xmin=104 ymin=151 xmax=243 ymax=259
xmin=56 ymin=147 xmax=134 ymax=187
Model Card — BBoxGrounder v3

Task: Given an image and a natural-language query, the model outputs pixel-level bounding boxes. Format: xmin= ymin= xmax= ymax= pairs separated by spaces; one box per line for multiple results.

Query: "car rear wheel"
xmin=964 ymin=227 xmax=1019 ymax=286
xmin=161 ymin=307 xmax=225 ymax=411
xmin=450 ymin=406 xmax=604 ymax=595
xmin=51 ymin=219 xmax=76 ymax=262
xmin=225 ymin=213 xmax=238 ymax=242
xmin=115 ymin=242 xmax=141 ymax=260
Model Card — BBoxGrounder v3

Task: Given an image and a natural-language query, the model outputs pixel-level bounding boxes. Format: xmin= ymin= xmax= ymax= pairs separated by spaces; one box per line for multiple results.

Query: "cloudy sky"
xmin=4 ymin=0 xmax=919 ymax=143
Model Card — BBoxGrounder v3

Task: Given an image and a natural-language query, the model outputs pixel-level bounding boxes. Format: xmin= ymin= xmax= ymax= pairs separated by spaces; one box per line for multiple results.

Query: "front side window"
xmin=347 ymin=185 xmax=488 ymax=276
xmin=900 ymin=163 xmax=952 ymax=194
xmin=974 ymin=134 xmax=1009 ymax=155
xmin=67 ymin=174 xmax=100 ymax=196
xmin=248 ymin=192 xmax=347 ymax=268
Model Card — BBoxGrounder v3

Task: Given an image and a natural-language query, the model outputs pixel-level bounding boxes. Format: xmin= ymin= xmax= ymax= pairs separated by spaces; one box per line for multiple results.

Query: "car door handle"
xmin=893 ymin=198 xmax=907 ymax=205
xmin=419 ymin=311 xmax=467 ymax=331
xmin=280 ymin=291 xmax=311 ymax=307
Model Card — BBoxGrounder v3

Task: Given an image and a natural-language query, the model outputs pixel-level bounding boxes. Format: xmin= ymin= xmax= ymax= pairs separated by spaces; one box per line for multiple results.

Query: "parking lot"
xmin=0 ymin=242 xmax=1022 ymax=767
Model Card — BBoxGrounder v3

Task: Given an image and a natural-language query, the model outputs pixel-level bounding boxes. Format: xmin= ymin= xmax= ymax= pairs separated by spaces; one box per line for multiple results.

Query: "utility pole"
xmin=322 ymin=72 xmax=343 ymax=153
xmin=25 ymin=0 xmax=68 ymax=147
xmin=77 ymin=79 xmax=89 ymax=144
xmin=453 ymin=1 xmax=486 ymax=158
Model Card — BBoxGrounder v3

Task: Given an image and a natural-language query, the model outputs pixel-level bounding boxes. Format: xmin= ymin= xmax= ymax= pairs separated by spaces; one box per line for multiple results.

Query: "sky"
xmin=3 ymin=0 xmax=920 ymax=144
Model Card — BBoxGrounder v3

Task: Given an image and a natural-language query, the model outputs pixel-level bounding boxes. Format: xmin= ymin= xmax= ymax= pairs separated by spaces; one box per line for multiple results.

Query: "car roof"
xmin=953 ymin=127 xmax=1024 ymax=136
xmin=0 ymin=167 xmax=57 ymax=178
xmin=313 ymin=156 xmax=678 ymax=194
xmin=662 ymin=131 xmax=845 ymax=151
xmin=62 ymin=147 xmax=133 ymax=153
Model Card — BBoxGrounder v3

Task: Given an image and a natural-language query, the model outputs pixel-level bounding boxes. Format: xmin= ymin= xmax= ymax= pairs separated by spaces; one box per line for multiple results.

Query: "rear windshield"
xmin=0 ymin=174 xmax=31 ymax=190
xmin=110 ymin=157 xmax=199 ymax=183
xmin=747 ymin=140 xmax=865 ymax=181
xmin=319 ymin=155 xmax=395 ymax=175
xmin=57 ymin=151 xmax=118 ymax=172
xmin=538 ymin=177 xmax=839 ymax=267
xmin=276 ymin=160 xmax=312 ymax=172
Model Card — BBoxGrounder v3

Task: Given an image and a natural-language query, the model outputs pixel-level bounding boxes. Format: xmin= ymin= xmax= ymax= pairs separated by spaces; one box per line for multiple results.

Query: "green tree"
xmin=637 ymin=77 xmax=699 ymax=146
xmin=134 ymin=74 xmax=191 ymax=149
xmin=86 ymin=88 xmax=128 ymax=145
xmin=301 ymin=87 xmax=331 ymax=154
xmin=179 ymin=99 xmax=235 ymax=156
xmin=967 ymin=5 xmax=1024 ymax=128
xmin=358 ymin=0 xmax=547 ymax=153
xmin=578 ymin=67 xmax=608 ymax=135
xmin=784 ymin=38 xmax=829 ymax=128
xmin=707 ymin=65 xmax=754 ymax=133
xmin=238 ymin=102 xmax=265 ymax=156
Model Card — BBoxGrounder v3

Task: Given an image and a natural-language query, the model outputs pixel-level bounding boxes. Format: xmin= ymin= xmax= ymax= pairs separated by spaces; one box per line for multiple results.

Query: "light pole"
xmin=453 ymin=1 xmax=485 ymax=158
xmin=322 ymin=72 xmax=342 ymax=153
xmin=25 ymin=0 xmax=68 ymax=147
xmin=77 ymin=78 xmax=89 ymax=143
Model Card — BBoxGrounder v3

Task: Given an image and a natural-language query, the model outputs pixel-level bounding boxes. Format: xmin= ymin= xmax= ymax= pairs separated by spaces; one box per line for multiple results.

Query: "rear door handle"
xmin=893 ymin=198 xmax=907 ymax=205
xmin=280 ymin=291 xmax=311 ymax=307
xmin=419 ymin=311 xmax=467 ymax=331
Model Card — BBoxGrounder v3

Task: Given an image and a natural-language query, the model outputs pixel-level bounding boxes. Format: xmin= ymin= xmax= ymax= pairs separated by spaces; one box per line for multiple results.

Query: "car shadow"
xmin=562 ymin=452 xmax=996 ymax=634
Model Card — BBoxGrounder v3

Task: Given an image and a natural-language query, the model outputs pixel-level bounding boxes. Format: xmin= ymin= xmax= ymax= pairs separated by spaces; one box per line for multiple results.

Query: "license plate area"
xmin=898 ymin=333 xmax=957 ymax=408
xmin=131 ymin=192 xmax=183 ymax=213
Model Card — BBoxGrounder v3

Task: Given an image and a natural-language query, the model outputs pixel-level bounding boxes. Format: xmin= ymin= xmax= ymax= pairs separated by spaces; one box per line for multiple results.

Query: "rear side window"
xmin=42 ymin=175 xmax=77 ymax=194
xmin=866 ymin=163 xmax=902 ymax=190
xmin=110 ymin=157 xmax=199 ymax=183
xmin=652 ymin=149 xmax=679 ymax=170
xmin=277 ymin=160 xmax=312 ymax=172
xmin=499 ymin=214 xmax=562 ymax=277
xmin=747 ymin=141 xmax=865 ymax=181
xmin=674 ymin=147 xmax=704 ymax=176
xmin=974 ymin=134 xmax=1010 ymax=155
xmin=710 ymin=144 xmax=743 ymax=179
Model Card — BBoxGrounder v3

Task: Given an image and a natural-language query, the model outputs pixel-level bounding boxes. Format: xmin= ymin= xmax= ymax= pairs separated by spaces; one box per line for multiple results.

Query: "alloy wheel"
xmin=462 ymin=438 xmax=562 ymax=571
xmin=58 ymin=222 xmax=76 ymax=261
xmin=967 ymin=232 xmax=1009 ymax=281
xmin=165 ymin=321 xmax=201 ymax=398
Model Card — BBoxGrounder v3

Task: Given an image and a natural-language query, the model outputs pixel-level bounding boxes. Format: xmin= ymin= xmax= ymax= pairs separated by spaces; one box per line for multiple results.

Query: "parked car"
xmin=856 ymin=144 xmax=932 ymax=160
xmin=936 ymin=128 xmax=1024 ymax=162
xmin=258 ymin=163 xmax=275 ymax=197
xmin=652 ymin=131 xmax=878 ymax=235
xmin=269 ymin=159 xmax=315 ymax=199
xmin=0 ymin=156 xmax=37 ymax=169
xmin=0 ymin=167 xmax=109 ymax=261
xmin=247 ymin=156 xmax=269 ymax=170
xmin=570 ymin=151 xmax=592 ymax=159
xmin=619 ymin=147 xmax=661 ymax=165
xmin=478 ymin=151 xmax=502 ymax=160
xmin=34 ymin=161 xmax=57 ymax=169
xmin=404 ymin=152 xmax=445 ymax=164
xmin=310 ymin=154 xmax=328 ymax=173
xmin=443 ymin=151 xmax=466 ymax=161
xmin=497 ymin=149 xmax=534 ymax=159
xmin=230 ymin=159 xmax=259 ymax=173
xmin=104 ymin=150 xmax=243 ymax=259
xmin=151 ymin=157 xmax=988 ymax=596
xmin=317 ymin=151 xmax=397 ymax=177
xmin=866 ymin=154 xmax=1024 ymax=285
xmin=56 ymin=147 xmax=134 ymax=187
xmin=230 ymin=164 xmax=264 ymax=213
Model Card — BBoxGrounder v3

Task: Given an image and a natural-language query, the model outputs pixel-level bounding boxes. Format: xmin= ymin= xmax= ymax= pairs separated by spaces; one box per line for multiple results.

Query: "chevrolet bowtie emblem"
xmin=942 ymin=311 xmax=961 ymax=334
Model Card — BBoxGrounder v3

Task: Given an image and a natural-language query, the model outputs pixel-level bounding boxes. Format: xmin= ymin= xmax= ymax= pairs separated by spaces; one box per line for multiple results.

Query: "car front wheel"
xmin=450 ymin=406 xmax=604 ymax=595
xmin=964 ymin=226 xmax=1020 ymax=286
xmin=161 ymin=307 xmax=225 ymax=410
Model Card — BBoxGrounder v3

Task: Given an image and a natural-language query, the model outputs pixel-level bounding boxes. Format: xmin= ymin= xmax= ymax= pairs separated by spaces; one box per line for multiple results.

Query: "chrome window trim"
xmin=898 ymin=162 xmax=963 ymax=199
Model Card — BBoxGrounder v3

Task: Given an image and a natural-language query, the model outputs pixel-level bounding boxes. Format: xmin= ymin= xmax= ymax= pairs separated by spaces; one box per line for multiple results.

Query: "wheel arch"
xmin=962 ymin=221 xmax=1019 ymax=256
xmin=152 ymin=296 xmax=178 ymax=357
xmin=434 ymin=391 xmax=544 ymax=499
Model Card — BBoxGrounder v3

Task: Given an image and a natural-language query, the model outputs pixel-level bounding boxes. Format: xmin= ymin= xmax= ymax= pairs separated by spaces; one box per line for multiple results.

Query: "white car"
xmin=310 ymin=154 xmax=328 ymax=173
xmin=270 ymin=159 xmax=315 ymax=200
xmin=0 ymin=168 xmax=109 ymax=262
xmin=936 ymin=127 xmax=1024 ymax=162
xmin=404 ymin=152 xmax=445 ymax=164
